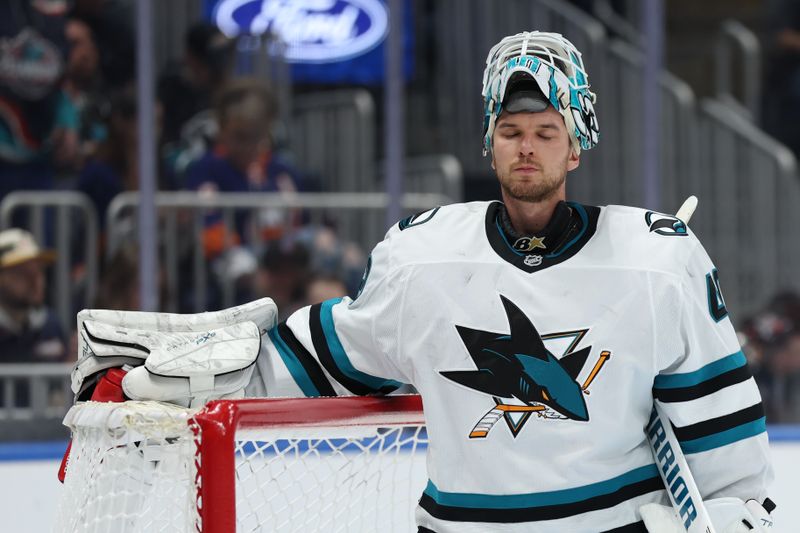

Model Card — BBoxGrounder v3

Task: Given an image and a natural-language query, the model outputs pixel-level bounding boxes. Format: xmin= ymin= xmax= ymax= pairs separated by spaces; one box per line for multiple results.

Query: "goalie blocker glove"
xmin=71 ymin=298 xmax=277 ymax=407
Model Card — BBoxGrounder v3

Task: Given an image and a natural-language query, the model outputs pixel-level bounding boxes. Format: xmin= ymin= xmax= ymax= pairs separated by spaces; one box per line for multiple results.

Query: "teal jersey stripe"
xmin=319 ymin=298 xmax=404 ymax=391
xmin=268 ymin=327 xmax=321 ymax=397
xmin=680 ymin=417 xmax=767 ymax=454
xmin=654 ymin=351 xmax=746 ymax=389
xmin=423 ymin=464 xmax=659 ymax=509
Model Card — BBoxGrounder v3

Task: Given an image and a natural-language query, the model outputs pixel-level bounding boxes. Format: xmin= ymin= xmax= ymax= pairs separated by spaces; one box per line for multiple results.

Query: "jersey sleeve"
xmin=247 ymin=229 xmax=412 ymax=398
xmin=653 ymin=241 xmax=773 ymax=502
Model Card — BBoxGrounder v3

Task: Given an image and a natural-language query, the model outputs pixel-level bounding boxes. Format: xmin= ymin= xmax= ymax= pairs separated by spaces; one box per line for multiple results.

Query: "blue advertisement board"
xmin=203 ymin=0 xmax=414 ymax=85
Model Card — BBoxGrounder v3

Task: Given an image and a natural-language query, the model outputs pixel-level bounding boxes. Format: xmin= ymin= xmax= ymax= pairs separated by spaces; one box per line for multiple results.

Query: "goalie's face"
xmin=491 ymin=106 xmax=580 ymax=203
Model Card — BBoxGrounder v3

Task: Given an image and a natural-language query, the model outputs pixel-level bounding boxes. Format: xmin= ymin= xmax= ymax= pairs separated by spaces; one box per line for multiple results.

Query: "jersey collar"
xmin=485 ymin=201 xmax=600 ymax=273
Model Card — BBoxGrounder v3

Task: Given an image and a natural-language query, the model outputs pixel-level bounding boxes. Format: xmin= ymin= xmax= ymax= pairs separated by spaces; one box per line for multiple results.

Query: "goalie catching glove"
xmin=640 ymin=497 xmax=775 ymax=533
xmin=71 ymin=297 xmax=277 ymax=407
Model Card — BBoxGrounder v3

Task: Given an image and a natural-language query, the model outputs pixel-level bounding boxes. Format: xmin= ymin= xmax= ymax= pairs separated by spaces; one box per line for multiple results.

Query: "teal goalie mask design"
xmin=481 ymin=31 xmax=599 ymax=155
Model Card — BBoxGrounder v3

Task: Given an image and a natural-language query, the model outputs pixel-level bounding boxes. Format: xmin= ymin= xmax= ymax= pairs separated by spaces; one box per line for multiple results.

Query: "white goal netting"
xmin=56 ymin=396 xmax=428 ymax=533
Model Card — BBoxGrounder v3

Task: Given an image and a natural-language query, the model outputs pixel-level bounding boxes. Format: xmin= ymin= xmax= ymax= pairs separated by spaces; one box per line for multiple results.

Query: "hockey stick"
xmin=675 ymin=195 xmax=698 ymax=224
xmin=647 ymin=404 xmax=716 ymax=533
xmin=644 ymin=196 xmax=716 ymax=533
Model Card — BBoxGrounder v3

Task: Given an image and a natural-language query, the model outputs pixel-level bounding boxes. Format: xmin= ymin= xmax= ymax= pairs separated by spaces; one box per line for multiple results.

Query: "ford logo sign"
xmin=213 ymin=0 xmax=389 ymax=64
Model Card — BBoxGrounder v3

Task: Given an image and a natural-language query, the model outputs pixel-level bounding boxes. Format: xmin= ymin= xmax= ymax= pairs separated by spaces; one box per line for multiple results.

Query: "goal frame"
xmin=191 ymin=395 xmax=425 ymax=533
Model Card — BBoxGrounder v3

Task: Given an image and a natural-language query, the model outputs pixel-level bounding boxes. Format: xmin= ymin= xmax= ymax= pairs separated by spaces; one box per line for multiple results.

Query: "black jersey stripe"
xmin=604 ymin=521 xmax=648 ymax=533
xmin=277 ymin=322 xmax=337 ymax=397
xmin=652 ymin=365 xmax=752 ymax=403
xmin=418 ymin=476 xmax=663 ymax=523
xmin=308 ymin=303 xmax=397 ymax=396
xmin=672 ymin=402 xmax=765 ymax=442
xmin=418 ymin=520 xmax=646 ymax=532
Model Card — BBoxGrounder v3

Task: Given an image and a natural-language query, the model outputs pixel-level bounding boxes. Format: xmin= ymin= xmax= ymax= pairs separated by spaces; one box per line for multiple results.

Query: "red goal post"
xmin=58 ymin=395 xmax=427 ymax=533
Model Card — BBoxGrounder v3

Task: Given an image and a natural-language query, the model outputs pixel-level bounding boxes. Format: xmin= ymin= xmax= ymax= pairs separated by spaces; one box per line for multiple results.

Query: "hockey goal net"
xmin=56 ymin=395 xmax=427 ymax=532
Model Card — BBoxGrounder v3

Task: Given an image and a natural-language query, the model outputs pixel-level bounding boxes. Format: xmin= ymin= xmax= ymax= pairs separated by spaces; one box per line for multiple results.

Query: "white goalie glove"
xmin=71 ymin=297 xmax=278 ymax=407
xmin=640 ymin=497 xmax=774 ymax=533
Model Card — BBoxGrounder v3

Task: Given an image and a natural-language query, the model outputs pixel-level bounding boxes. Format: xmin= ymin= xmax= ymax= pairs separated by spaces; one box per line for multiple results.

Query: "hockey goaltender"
xmin=71 ymin=31 xmax=775 ymax=533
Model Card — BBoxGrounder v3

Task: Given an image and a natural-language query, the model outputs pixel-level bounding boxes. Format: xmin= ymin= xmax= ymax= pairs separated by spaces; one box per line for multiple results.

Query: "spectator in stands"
xmin=159 ymin=21 xmax=237 ymax=167
xmin=71 ymin=0 xmax=135 ymax=90
xmin=0 ymin=0 xmax=80 ymax=204
xmin=0 ymin=229 xmax=67 ymax=363
xmin=76 ymin=85 xmax=168 ymax=234
xmin=94 ymin=244 xmax=140 ymax=311
xmin=249 ymin=227 xmax=366 ymax=318
xmin=63 ymin=15 xmax=105 ymax=167
xmin=306 ymin=274 xmax=348 ymax=305
xmin=253 ymin=240 xmax=311 ymax=320
xmin=764 ymin=0 xmax=800 ymax=155
xmin=740 ymin=290 xmax=800 ymax=422
xmin=185 ymin=78 xmax=304 ymax=258
xmin=292 ymin=226 xmax=368 ymax=296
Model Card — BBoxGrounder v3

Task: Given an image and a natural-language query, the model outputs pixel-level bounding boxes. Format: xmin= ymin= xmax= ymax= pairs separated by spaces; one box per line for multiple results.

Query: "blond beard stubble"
xmin=498 ymin=160 xmax=568 ymax=203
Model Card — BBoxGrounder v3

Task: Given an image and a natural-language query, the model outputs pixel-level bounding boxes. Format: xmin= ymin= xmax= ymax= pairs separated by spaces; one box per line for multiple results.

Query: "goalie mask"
xmin=482 ymin=31 xmax=599 ymax=155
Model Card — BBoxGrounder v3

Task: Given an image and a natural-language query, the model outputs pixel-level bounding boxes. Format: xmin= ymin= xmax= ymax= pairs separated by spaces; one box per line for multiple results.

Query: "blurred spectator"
xmin=159 ymin=22 xmax=236 ymax=160
xmin=763 ymin=0 xmax=800 ymax=155
xmin=94 ymin=243 xmax=140 ymax=311
xmin=185 ymin=78 xmax=304 ymax=258
xmin=71 ymin=0 xmax=134 ymax=90
xmin=0 ymin=228 xmax=67 ymax=363
xmin=76 ymin=85 xmax=168 ymax=234
xmin=62 ymin=15 xmax=105 ymax=166
xmin=249 ymin=226 xmax=366 ymax=319
xmin=254 ymin=239 xmax=311 ymax=319
xmin=739 ymin=290 xmax=800 ymax=422
xmin=306 ymin=275 xmax=348 ymax=305
xmin=210 ymin=245 xmax=260 ymax=306
xmin=292 ymin=226 xmax=367 ymax=296
xmin=0 ymin=0 xmax=79 ymax=203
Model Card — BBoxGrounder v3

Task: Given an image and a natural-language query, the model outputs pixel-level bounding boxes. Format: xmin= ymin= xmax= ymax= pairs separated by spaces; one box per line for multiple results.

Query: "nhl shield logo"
xmin=524 ymin=255 xmax=543 ymax=267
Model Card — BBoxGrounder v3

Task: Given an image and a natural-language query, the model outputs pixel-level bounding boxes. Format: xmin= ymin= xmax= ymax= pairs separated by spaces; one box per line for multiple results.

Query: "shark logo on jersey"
xmin=398 ymin=207 xmax=440 ymax=231
xmin=645 ymin=211 xmax=688 ymax=237
xmin=440 ymin=295 xmax=611 ymax=439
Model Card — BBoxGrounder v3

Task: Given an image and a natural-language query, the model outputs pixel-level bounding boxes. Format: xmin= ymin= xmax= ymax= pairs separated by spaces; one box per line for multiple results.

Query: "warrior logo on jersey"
xmin=645 ymin=211 xmax=688 ymax=237
xmin=440 ymin=295 xmax=611 ymax=439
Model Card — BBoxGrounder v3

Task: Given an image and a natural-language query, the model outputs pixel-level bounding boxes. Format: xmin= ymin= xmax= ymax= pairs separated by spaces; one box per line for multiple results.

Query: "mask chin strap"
xmin=483 ymin=98 xmax=498 ymax=157
xmin=562 ymin=105 xmax=583 ymax=156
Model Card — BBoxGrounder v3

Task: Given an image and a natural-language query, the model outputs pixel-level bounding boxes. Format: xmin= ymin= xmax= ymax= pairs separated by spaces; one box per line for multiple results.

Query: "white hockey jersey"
xmin=249 ymin=201 xmax=773 ymax=533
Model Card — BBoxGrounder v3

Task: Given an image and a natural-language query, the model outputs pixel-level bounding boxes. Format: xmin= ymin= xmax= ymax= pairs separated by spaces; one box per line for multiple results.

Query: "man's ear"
xmin=567 ymin=147 xmax=580 ymax=172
